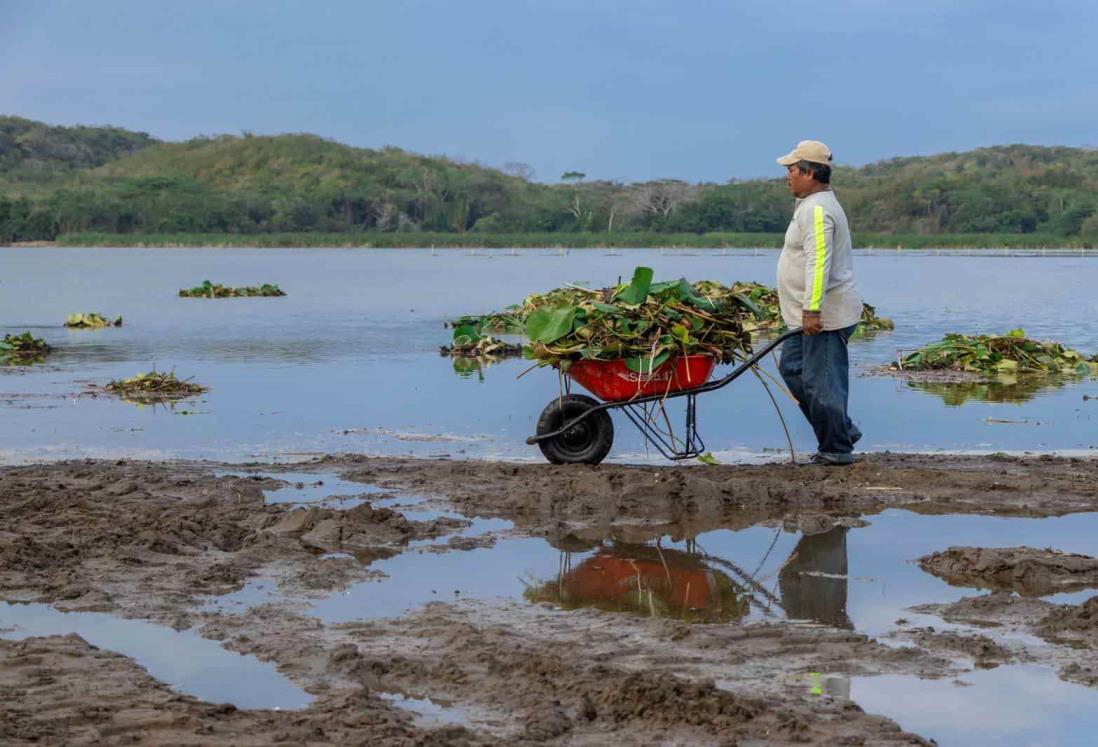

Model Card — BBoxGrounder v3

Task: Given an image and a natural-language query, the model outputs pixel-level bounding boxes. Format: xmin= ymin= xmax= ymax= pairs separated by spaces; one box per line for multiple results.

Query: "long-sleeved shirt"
xmin=776 ymin=189 xmax=862 ymax=331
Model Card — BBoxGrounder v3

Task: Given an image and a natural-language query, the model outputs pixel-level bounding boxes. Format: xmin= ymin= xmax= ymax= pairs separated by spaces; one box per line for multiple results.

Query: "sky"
xmin=2 ymin=0 xmax=1096 ymax=183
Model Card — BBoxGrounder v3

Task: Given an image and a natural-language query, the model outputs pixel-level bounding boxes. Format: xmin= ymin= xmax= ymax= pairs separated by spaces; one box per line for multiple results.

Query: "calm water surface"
xmin=1 ymin=247 xmax=1096 ymax=462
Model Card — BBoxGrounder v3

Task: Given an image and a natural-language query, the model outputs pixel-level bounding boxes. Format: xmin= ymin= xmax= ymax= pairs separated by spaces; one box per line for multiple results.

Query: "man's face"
xmin=786 ymin=165 xmax=815 ymax=198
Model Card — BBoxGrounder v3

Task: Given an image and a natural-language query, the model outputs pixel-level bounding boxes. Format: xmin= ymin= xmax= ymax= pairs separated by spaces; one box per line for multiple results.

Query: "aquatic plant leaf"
xmin=526 ymin=306 xmax=577 ymax=343
xmin=451 ymin=324 xmax=481 ymax=344
xmin=614 ymin=266 xmax=653 ymax=305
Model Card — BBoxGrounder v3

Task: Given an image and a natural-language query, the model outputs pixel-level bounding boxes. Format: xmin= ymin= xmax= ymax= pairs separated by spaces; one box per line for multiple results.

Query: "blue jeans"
xmin=779 ymin=324 xmax=861 ymax=463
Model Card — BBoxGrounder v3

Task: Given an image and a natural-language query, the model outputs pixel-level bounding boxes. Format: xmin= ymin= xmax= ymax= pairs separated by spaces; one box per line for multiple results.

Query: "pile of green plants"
xmin=450 ymin=279 xmax=892 ymax=339
xmin=65 ymin=312 xmax=123 ymax=328
xmin=521 ymin=267 xmax=755 ymax=373
xmin=893 ymin=330 xmax=1098 ymax=376
xmin=179 ymin=280 xmax=286 ymax=298
xmin=445 ymin=312 xmax=525 ymax=335
xmin=440 ymin=324 xmax=523 ymax=358
xmin=1 ymin=332 xmax=51 ymax=363
xmin=105 ymin=370 xmax=207 ymax=402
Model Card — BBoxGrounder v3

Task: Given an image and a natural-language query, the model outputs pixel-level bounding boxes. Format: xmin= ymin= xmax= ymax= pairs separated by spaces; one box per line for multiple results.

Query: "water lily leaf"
xmin=525 ymin=306 xmax=577 ymax=344
xmin=451 ymin=324 xmax=481 ymax=345
xmin=614 ymin=266 xmax=653 ymax=305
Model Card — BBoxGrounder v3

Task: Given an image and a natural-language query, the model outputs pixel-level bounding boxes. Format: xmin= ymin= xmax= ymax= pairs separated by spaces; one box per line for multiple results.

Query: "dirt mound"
xmin=911 ymin=592 xmax=1055 ymax=629
xmin=334 ymin=453 xmax=1098 ymax=538
xmin=1039 ymin=595 xmax=1098 ymax=637
xmin=918 ymin=546 xmax=1098 ymax=596
xmin=903 ymin=628 xmax=1014 ymax=668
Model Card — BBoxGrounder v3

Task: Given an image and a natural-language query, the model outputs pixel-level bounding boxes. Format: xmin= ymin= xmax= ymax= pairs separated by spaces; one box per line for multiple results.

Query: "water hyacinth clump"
xmin=440 ymin=324 xmax=523 ymax=359
xmin=521 ymin=266 xmax=756 ymax=374
xmin=179 ymin=280 xmax=286 ymax=298
xmin=894 ymin=330 xmax=1098 ymax=377
xmin=105 ymin=370 xmax=207 ymax=402
xmin=65 ymin=312 xmax=122 ymax=328
xmin=1 ymin=332 xmax=51 ymax=363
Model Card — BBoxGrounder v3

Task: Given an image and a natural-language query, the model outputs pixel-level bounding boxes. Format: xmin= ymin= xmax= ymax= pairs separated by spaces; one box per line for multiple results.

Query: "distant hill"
xmin=2 ymin=115 xmax=1097 ymax=243
xmin=0 ymin=116 xmax=157 ymax=185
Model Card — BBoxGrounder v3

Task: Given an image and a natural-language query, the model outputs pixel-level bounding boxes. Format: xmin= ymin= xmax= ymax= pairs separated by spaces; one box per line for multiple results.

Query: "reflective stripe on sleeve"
xmin=809 ymin=205 xmax=826 ymax=311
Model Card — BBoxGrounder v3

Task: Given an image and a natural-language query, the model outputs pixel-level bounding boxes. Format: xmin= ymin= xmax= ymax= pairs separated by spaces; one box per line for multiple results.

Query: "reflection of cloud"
xmin=850 ymin=666 xmax=1098 ymax=737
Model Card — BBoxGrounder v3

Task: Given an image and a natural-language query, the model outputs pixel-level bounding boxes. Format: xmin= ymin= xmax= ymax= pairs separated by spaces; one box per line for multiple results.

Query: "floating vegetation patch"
xmin=440 ymin=324 xmax=523 ymax=359
xmin=449 ymin=279 xmax=892 ymax=339
xmin=522 ymin=266 xmax=754 ymax=373
xmin=0 ymin=332 xmax=51 ymax=364
xmin=890 ymin=330 xmax=1097 ymax=377
xmin=105 ymin=370 xmax=207 ymax=402
xmin=179 ymin=280 xmax=286 ymax=298
xmin=65 ymin=312 xmax=122 ymax=328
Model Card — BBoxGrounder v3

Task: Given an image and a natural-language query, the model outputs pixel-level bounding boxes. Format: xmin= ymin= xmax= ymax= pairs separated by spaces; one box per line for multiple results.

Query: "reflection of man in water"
xmin=778 ymin=526 xmax=852 ymax=629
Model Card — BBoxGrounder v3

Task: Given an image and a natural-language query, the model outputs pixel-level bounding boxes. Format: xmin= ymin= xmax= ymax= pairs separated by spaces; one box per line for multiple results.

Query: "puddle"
xmin=311 ymin=536 xmax=563 ymax=622
xmin=304 ymin=507 xmax=1098 ymax=744
xmin=380 ymin=692 xmax=469 ymax=727
xmin=311 ymin=509 xmax=1098 ymax=631
xmin=848 ymin=666 xmax=1098 ymax=746
xmin=217 ymin=470 xmax=387 ymax=509
xmin=201 ymin=578 xmax=279 ymax=613
xmin=0 ymin=602 xmax=311 ymax=710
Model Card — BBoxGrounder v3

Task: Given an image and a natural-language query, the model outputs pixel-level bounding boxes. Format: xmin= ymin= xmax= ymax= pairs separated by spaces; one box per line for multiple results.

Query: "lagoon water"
xmin=1 ymin=247 xmax=1096 ymax=464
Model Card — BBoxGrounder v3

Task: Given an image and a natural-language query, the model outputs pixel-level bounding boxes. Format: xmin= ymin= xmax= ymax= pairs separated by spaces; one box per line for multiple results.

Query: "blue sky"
xmin=2 ymin=0 xmax=1095 ymax=182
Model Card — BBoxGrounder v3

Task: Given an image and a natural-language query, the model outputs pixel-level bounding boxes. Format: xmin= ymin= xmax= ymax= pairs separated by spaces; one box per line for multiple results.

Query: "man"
xmin=775 ymin=140 xmax=862 ymax=465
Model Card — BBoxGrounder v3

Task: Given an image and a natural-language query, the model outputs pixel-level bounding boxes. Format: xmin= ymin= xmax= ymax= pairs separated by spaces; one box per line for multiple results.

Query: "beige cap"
xmin=776 ymin=140 xmax=833 ymax=166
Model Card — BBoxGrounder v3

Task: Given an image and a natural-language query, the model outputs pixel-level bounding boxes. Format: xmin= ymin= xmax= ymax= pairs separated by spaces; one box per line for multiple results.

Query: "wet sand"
xmin=2 ymin=453 xmax=1098 ymax=744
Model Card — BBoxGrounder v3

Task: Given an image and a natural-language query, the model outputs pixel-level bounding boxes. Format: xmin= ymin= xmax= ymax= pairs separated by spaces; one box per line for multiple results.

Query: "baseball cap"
xmin=776 ymin=140 xmax=833 ymax=166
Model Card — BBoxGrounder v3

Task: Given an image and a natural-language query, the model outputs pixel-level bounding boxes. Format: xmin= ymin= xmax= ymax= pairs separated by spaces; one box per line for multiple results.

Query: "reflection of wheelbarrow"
xmin=526 ymin=329 xmax=800 ymax=464
xmin=525 ymin=544 xmax=750 ymax=623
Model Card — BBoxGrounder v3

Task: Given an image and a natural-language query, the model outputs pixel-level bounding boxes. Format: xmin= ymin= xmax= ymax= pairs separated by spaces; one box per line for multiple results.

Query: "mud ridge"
xmin=918 ymin=545 xmax=1098 ymax=596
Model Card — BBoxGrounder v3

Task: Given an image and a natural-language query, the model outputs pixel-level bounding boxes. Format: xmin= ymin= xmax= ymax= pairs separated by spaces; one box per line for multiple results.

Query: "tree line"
xmin=3 ymin=116 xmax=1098 ymax=243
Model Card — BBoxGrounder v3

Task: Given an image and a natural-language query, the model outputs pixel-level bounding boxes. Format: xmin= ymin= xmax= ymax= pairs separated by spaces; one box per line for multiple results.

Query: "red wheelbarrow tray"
xmin=562 ymin=354 xmax=716 ymax=402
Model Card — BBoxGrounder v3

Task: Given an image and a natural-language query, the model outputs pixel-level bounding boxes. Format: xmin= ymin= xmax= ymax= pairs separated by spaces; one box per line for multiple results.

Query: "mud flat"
xmin=1 ymin=454 xmax=1098 ymax=744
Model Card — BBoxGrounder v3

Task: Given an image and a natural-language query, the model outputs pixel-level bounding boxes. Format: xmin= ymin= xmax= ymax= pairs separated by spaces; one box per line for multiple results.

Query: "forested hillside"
xmin=2 ymin=116 xmax=1097 ymax=243
xmin=0 ymin=116 xmax=157 ymax=185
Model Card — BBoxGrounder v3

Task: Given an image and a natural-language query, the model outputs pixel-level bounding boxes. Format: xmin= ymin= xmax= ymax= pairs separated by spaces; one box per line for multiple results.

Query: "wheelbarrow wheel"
xmin=536 ymin=394 xmax=614 ymax=465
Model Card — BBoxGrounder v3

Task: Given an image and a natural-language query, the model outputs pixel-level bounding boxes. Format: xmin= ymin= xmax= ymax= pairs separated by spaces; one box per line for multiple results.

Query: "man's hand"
xmin=802 ymin=311 xmax=822 ymax=336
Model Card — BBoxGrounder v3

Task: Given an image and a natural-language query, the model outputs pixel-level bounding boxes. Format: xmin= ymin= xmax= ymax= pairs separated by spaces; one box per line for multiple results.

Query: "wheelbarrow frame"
xmin=527 ymin=328 xmax=801 ymax=462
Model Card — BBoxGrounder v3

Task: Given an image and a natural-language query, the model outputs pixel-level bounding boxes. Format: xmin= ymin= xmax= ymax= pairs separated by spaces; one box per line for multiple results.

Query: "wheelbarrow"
xmin=526 ymin=329 xmax=801 ymax=465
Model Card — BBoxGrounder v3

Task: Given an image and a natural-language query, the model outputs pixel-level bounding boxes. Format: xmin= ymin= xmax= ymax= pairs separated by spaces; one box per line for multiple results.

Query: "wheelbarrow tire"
xmin=536 ymin=394 xmax=614 ymax=465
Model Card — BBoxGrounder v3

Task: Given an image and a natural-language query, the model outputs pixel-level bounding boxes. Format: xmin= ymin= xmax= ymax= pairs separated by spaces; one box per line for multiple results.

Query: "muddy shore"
xmin=2 ymin=453 xmax=1098 ymax=745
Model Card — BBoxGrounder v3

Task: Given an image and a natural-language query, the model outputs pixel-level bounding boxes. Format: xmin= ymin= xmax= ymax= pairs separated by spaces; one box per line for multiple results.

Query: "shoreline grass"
xmin=40 ymin=231 xmax=1098 ymax=250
